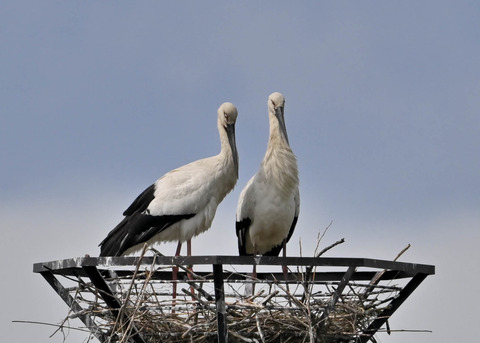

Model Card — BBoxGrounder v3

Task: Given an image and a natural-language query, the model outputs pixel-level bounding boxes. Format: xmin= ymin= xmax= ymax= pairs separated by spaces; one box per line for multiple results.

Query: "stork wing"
xmin=286 ymin=186 xmax=300 ymax=243
xmin=123 ymin=183 xmax=155 ymax=216
xmin=99 ymin=212 xmax=195 ymax=256
xmin=235 ymin=177 xmax=256 ymax=256
xmin=263 ymin=186 xmax=300 ymax=257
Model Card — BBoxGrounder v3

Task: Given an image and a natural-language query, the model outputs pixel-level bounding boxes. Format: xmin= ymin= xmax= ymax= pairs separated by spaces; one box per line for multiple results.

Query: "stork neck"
xmin=218 ymin=122 xmax=239 ymax=179
xmin=268 ymin=123 xmax=288 ymax=148
xmin=262 ymin=139 xmax=298 ymax=196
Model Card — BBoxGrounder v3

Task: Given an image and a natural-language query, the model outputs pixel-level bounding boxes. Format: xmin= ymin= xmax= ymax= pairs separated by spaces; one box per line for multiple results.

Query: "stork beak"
xmin=275 ymin=106 xmax=290 ymax=145
xmin=226 ymin=123 xmax=239 ymax=178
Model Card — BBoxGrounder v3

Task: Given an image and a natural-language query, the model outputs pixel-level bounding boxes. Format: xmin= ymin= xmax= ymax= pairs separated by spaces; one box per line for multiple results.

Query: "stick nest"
xmin=59 ymin=257 xmax=401 ymax=343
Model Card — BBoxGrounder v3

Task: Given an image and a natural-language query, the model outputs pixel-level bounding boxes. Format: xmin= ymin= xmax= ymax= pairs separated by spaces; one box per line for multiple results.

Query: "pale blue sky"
xmin=1 ymin=1 xmax=479 ymax=342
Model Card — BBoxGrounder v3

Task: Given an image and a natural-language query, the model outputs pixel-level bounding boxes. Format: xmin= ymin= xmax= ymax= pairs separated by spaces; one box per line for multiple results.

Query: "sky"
xmin=1 ymin=1 xmax=479 ymax=342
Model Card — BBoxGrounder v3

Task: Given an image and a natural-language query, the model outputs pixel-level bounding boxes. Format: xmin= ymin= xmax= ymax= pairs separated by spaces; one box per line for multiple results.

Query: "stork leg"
xmin=245 ymin=246 xmax=258 ymax=296
xmin=186 ymin=239 xmax=196 ymax=297
xmin=282 ymin=239 xmax=291 ymax=301
xmin=172 ymin=241 xmax=182 ymax=313
xmin=282 ymin=239 xmax=289 ymax=282
xmin=253 ymin=244 xmax=258 ymax=279
xmin=251 ymin=245 xmax=258 ymax=295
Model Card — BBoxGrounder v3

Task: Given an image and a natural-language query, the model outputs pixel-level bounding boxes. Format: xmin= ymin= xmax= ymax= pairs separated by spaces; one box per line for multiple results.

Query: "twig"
xmin=187 ymin=280 xmax=214 ymax=301
xmin=12 ymin=320 xmax=91 ymax=333
xmin=368 ymin=243 xmax=412 ymax=289
xmin=246 ymin=289 xmax=265 ymax=302
xmin=315 ymin=238 xmax=345 ymax=258
xmin=375 ymin=329 xmax=432 ymax=333
xmin=393 ymin=244 xmax=411 ymax=262
xmin=313 ymin=221 xmax=334 ymax=257
xmin=261 ymin=290 xmax=279 ymax=306
xmin=117 ymin=243 xmax=149 ymax=343
xmin=229 ymin=330 xmax=255 ymax=342
xmin=255 ymin=313 xmax=266 ymax=343
xmin=302 ymin=238 xmax=346 ymax=303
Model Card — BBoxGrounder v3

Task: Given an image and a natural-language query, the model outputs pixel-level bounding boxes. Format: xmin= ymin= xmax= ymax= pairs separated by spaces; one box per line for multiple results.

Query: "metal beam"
xmin=35 ymin=267 xmax=413 ymax=283
xmin=33 ymin=256 xmax=435 ymax=276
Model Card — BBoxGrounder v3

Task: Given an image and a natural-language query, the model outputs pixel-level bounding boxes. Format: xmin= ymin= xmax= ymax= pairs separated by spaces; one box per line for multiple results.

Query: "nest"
xmin=59 ymin=256 xmax=402 ymax=343
xmin=37 ymin=227 xmax=425 ymax=343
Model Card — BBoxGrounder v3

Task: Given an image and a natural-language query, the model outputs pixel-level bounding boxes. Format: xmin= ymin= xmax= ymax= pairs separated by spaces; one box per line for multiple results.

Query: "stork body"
xmin=236 ymin=92 xmax=299 ymax=257
xmin=100 ymin=102 xmax=239 ymax=257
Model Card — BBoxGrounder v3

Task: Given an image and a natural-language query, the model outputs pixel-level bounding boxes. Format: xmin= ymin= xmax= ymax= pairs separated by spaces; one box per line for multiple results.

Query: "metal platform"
xmin=33 ymin=255 xmax=434 ymax=342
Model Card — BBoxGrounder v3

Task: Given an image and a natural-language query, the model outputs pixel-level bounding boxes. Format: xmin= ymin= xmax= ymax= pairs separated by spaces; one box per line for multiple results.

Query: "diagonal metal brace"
xmin=40 ymin=271 xmax=107 ymax=342
xmin=319 ymin=266 xmax=357 ymax=326
xmin=82 ymin=266 xmax=147 ymax=343
xmin=359 ymin=272 xmax=429 ymax=342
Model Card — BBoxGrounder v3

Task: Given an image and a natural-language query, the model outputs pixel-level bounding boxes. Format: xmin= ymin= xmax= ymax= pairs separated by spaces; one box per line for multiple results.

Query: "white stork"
xmin=236 ymin=92 xmax=299 ymax=277
xmin=99 ymin=102 xmax=239 ymax=258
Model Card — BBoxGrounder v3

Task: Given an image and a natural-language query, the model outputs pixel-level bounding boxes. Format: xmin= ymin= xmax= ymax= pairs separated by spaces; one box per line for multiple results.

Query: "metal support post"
xmin=213 ymin=263 xmax=228 ymax=343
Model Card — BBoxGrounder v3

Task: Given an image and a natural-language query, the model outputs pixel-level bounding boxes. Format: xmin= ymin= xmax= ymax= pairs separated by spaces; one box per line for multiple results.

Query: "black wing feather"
xmin=100 ymin=182 xmax=195 ymax=256
xmin=99 ymin=212 xmax=195 ymax=256
xmin=123 ymin=184 xmax=156 ymax=216
xmin=235 ymin=217 xmax=251 ymax=256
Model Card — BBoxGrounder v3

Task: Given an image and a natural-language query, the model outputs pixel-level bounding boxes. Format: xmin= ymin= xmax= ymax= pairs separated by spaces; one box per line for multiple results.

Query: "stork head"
xmin=268 ymin=92 xmax=285 ymax=110
xmin=218 ymin=102 xmax=239 ymax=177
xmin=268 ymin=92 xmax=289 ymax=145
xmin=218 ymin=102 xmax=238 ymax=127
